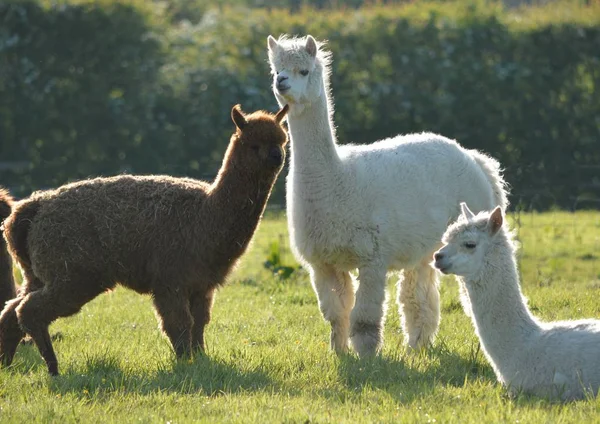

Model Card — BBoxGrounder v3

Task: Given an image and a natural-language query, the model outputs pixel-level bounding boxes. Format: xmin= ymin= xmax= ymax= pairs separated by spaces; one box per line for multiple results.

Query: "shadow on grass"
xmin=43 ymin=353 xmax=275 ymax=398
xmin=328 ymin=342 xmax=497 ymax=403
xmin=6 ymin=343 xmax=275 ymax=398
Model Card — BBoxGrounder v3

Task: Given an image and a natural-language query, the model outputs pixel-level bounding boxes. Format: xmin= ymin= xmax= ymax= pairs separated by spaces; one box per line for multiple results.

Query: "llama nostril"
xmin=276 ymin=75 xmax=288 ymax=84
xmin=434 ymin=252 xmax=444 ymax=262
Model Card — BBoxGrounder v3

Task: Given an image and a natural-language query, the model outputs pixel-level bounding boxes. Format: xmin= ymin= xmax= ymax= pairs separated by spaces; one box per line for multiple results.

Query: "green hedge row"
xmin=1 ymin=1 xmax=599 ymax=209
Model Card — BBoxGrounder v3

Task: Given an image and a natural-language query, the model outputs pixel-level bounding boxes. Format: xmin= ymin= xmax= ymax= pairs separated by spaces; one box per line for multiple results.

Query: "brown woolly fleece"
xmin=0 ymin=104 xmax=289 ymax=375
xmin=0 ymin=189 xmax=16 ymax=311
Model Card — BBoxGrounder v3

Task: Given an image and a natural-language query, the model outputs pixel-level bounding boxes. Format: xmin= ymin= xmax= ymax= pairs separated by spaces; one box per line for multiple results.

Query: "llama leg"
xmin=0 ymin=296 xmax=26 ymax=366
xmin=310 ymin=264 xmax=355 ymax=354
xmin=152 ymin=292 xmax=193 ymax=359
xmin=350 ymin=264 xmax=387 ymax=357
xmin=0 ymin=274 xmax=45 ymax=366
xmin=16 ymin=291 xmax=61 ymax=376
xmin=396 ymin=262 xmax=440 ymax=350
xmin=16 ymin=278 xmax=109 ymax=375
xmin=190 ymin=288 xmax=215 ymax=352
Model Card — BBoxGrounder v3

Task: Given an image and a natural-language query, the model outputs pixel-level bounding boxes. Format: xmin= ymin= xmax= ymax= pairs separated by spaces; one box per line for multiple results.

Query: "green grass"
xmin=1 ymin=211 xmax=600 ymax=422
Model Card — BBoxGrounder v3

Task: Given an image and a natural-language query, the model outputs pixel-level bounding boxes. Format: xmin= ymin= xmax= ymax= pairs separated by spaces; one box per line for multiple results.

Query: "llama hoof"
xmin=330 ymin=327 xmax=349 ymax=355
xmin=406 ymin=329 xmax=423 ymax=351
xmin=0 ymin=352 xmax=14 ymax=367
xmin=47 ymin=362 xmax=59 ymax=376
xmin=0 ymin=338 xmax=21 ymax=367
xmin=407 ymin=327 xmax=435 ymax=351
xmin=350 ymin=321 xmax=383 ymax=357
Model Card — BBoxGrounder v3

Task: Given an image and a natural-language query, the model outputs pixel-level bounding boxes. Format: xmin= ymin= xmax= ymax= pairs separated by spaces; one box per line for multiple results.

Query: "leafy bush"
xmin=1 ymin=0 xmax=598 ymax=209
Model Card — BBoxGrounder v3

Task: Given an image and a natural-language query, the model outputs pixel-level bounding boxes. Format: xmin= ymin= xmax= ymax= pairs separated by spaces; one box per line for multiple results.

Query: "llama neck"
xmin=207 ymin=163 xmax=273 ymax=257
xmin=287 ymin=91 xmax=341 ymax=176
xmin=464 ymin=240 xmax=541 ymax=367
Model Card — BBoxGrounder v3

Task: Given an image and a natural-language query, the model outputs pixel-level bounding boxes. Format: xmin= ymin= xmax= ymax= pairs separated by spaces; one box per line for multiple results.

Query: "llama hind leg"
xmin=310 ymin=264 xmax=355 ymax=354
xmin=350 ymin=264 xmax=387 ymax=357
xmin=16 ymin=278 xmax=108 ymax=375
xmin=16 ymin=291 xmax=62 ymax=375
xmin=0 ymin=274 xmax=45 ymax=366
xmin=0 ymin=296 xmax=26 ymax=366
xmin=397 ymin=262 xmax=440 ymax=350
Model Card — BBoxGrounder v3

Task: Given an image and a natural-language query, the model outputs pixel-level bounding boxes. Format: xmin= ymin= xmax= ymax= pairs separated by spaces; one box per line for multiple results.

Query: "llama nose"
xmin=268 ymin=146 xmax=283 ymax=167
xmin=434 ymin=252 xmax=444 ymax=262
xmin=276 ymin=75 xmax=290 ymax=92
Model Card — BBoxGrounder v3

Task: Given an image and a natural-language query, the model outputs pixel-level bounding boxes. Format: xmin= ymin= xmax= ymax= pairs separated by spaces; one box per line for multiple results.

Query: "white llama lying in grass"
xmin=433 ymin=203 xmax=600 ymax=400
xmin=267 ymin=34 xmax=509 ymax=356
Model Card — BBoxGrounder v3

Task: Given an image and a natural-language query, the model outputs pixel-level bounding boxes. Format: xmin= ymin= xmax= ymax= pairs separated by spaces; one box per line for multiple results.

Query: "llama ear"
xmin=267 ymin=35 xmax=279 ymax=52
xmin=488 ymin=206 xmax=503 ymax=236
xmin=460 ymin=202 xmax=476 ymax=220
xmin=231 ymin=104 xmax=247 ymax=130
xmin=305 ymin=35 xmax=317 ymax=58
xmin=275 ymin=104 xmax=289 ymax=123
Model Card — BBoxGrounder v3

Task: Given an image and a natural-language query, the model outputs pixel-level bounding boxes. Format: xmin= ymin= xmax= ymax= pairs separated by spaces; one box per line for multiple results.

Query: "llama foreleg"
xmin=397 ymin=262 xmax=440 ymax=350
xmin=310 ymin=264 xmax=355 ymax=354
xmin=350 ymin=264 xmax=387 ymax=357
xmin=153 ymin=292 xmax=194 ymax=359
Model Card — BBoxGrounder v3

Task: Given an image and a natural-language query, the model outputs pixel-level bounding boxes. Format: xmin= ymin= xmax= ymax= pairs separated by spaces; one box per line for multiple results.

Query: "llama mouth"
xmin=434 ymin=262 xmax=450 ymax=274
xmin=276 ymin=84 xmax=290 ymax=93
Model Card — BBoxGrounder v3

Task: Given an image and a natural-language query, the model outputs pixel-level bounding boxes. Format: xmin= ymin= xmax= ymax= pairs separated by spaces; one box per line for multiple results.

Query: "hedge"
xmin=1 ymin=0 xmax=599 ymax=209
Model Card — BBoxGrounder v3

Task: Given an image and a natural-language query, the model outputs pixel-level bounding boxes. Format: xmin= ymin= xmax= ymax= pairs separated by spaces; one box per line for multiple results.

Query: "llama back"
xmin=337 ymin=133 xmax=505 ymax=216
xmin=11 ymin=176 xmax=209 ymax=285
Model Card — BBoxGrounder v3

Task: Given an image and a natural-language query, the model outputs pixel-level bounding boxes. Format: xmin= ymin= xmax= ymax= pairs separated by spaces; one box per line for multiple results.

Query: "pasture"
xmin=0 ymin=211 xmax=599 ymax=422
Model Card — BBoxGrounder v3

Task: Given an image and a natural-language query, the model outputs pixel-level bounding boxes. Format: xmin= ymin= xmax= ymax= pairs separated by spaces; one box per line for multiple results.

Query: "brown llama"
xmin=0 ymin=104 xmax=289 ymax=375
xmin=0 ymin=189 xmax=16 ymax=309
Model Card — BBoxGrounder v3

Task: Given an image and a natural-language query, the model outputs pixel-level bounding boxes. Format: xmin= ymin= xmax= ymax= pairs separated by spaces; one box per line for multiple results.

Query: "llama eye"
xmin=300 ymin=69 xmax=309 ymax=76
xmin=250 ymin=145 xmax=260 ymax=152
xmin=464 ymin=242 xmax=477 ymax=249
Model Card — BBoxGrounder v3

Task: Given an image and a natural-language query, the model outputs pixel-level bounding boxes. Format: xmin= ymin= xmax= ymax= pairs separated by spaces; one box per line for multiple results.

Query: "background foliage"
xmin=1 ymin=0 xmax=599 ymax=209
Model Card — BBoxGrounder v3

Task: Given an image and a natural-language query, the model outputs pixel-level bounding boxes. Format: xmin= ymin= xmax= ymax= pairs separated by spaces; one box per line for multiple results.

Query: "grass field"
xmin=1 ymin=211 xmax=599 ymax=423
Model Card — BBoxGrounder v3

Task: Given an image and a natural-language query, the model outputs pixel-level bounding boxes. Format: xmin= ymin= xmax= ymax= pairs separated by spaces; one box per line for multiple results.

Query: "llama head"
xmin=228 ymin=104 xmax=289 ymax=177
xmin=433 ymin=203 xmax=504 ymax=279
xmin=267 ymin=34 xmax=331 ymax=116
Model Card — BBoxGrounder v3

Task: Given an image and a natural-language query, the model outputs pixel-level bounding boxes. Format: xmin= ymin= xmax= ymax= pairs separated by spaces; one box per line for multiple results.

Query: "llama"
xmin=0 ymin=189 xmax=16 ymax=309
xmin=0 ymin=104 xmax=289 ymax=375
xmin=433 ymin=203 xmax=600 ymax=400
xmin=267 ymin=34 xmax=509 ymax=357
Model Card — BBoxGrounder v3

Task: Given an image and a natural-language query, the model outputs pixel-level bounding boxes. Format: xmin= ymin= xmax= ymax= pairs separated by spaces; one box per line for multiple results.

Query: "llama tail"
xmin=470 ymin=150 xmax=510 ymax=211
xmin=3 ymin=198 xmax=41 ymax=271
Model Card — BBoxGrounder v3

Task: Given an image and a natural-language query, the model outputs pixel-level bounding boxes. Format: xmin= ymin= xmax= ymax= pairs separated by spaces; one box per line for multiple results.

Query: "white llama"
xmin=433 ymin=203 xmax=600 ymax=400
xmin=267 ymin=34 xmax=509 ymax=356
